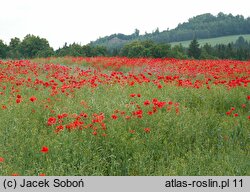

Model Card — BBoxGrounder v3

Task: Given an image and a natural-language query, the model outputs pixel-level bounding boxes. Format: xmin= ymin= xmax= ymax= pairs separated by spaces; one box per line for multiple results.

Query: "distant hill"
xmin=170 ymin=34 xmax=250 ymax=47
xmin=89 ymin=12 xmax=250 ymax=50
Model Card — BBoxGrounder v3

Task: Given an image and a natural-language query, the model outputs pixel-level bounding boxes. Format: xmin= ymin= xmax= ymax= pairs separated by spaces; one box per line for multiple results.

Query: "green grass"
xmin=0 ymin=81 xmax=249 ymax=175
xmin=0 ymin=59 xmax=249 ymax=176
xmin=170 ymin=34 xmax=250 ymax=47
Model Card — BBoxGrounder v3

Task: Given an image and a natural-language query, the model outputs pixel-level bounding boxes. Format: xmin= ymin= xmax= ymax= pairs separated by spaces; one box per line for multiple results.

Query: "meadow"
xmin=170 ymin=34 xmax=250 ymax=47
xmin=0 ymin=57 xmax=249 ymax=176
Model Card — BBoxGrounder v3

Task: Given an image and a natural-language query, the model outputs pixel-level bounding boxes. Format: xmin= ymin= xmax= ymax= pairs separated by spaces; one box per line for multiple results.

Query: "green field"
xmin=0 ymin=57 xmax=249 ymax=176
xmin=170 ymin=34 xmax=250 ymax=47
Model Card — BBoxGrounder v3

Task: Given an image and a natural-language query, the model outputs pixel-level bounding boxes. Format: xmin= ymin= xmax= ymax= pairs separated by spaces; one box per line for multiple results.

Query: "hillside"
xmin=170 ymin=34 xmax=250 ymax=47
xmin=90 ymin=12 xmax=250 ymax=50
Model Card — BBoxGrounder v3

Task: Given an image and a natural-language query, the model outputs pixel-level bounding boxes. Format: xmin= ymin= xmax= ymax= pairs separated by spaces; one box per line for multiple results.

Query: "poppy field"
xmin=0 ymin=57 xmax=249 ymax=176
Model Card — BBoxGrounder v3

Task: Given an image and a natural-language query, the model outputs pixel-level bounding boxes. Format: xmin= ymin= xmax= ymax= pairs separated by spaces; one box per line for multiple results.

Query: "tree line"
xmin=90 ymin=12 xmax=250 ymax=50
xmin=147 ymin=12 xmax=250 ymax=43
xmin=1 ymin=34 xmax=250 ymax=60
xmin=0 ymin=34 xmax=107 ymax=59
xmin=117 ymin=36 xmax=250 ymax=60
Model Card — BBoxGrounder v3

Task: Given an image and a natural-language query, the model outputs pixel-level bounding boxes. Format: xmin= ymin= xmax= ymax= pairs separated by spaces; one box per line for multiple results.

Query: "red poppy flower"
xmin=125 ymin=116 xmax=131 ymax=120
xmin=234 ymin=113 xmax=239 ymax=117
xmin=144 ymin=100 xmax=150 ymax=106
xmin=147 ymin=111 xmax=153 ymax=115
xmin=41 ymin=146 xmax=49 ymax=153
xmin=16 ymin=98 xmax=21 ymax=104
xmin=29 ymin=96 xmax=37 ymax=102
xmin=144 ymin=128 xmax=151 ymax=133
xmin=152 ymin=98 xmax=158 ymax=103
xmin=0 ymin=157 xmax=4 ymax=163
xmin=47 ymin=117 xmax=57 ymax=126
xmin=130 ymin=94 xmax=136 ymax=97
xmin=39 ymin=173 xmax=46 ymax=176
xmin=111 ymin=114 xmax=118 ymax=120
xmin=157 ymin=84 xmax=162 ymax=89
xmin=129 ymin=130 xmax=135 ymax=134
xmin=156 ymin=101 xmax=166 ymax=108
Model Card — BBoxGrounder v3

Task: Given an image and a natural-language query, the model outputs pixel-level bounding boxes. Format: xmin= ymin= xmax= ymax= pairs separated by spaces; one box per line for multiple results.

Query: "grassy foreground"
xmin=0 ymin=57 xmax=249 ymax=176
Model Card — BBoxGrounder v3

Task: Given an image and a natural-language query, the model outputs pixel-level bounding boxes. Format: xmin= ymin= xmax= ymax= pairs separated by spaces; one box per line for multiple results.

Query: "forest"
xmin=90 ymin=12 xmax=250 ymax=49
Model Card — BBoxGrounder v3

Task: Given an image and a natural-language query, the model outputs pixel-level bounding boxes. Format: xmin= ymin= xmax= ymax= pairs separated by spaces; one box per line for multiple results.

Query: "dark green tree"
xmin=188 ymin=39 xmax=201 ymax=59
xmin=0 ymin=40 xmax=8 ymax=59
xmin=151 ymin=43 xmax=171 ymax=58
xmin=134 ymin=29 xmax=140 ymax=37
xmin=171 ymin=44 xmax=188 ymax=59
xmin=7 ymin=37 xmax=21 ymax=59
xmin=19 ymin=34 xmax=54 ymax=58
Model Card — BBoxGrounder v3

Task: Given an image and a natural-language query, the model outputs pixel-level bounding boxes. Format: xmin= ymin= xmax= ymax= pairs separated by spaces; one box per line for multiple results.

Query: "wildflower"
xmin=125 ymin=116 xmax=131 ymax=120
xmin=29 ymin=96 xmax=37 ymax=102
xmin=11 ymin=173 xmax=19 ymax=176
xmin=80 ymin=112 xmax=87 ymax=118
xmin=47 ymin=117 xmax=56 ymax=126
xmin=147 ymin=111 xmax=153 ymax=115
xmin=16 ymin=98 xmax=21 ymax=104
xmin=152 ymin=98 xmax=158 ymax=103
xmin=101 ymin=123 xmax=106 ymax=130
xmin=120 ymin=111 xmax=126 ymax=115
xmin=156 ymin=101 xmax=166 ymax=108
xmin=242 ymin=104 xmax=246 ymax=108
xmin=176 ymin=108 xmax=180 ymax=114
xmin=129 ymin=130 xmax=135 ymax=134
xmin=56 ymin=125 xmax=64 ymax=131
xmin=144 ymin=128 xmax=151 ymax=133
xmin=130 ymin=94 xmax=136 ymax=97
xmin=144 ymin=100 xmax=150 ymax=106
xmin=39 ymin=173 xmax=46 ymax=176
xmin=41 ymin=146 xmax=49 ymax=153
xmin=57 ymin=114 xmax=63 ymax=119
xmin=93 ymin=131 xmax=97 ymax=136
xmin=111 ymin=114 xmax=118 ymax=120
xmin=129 ymin=81 xmax=135 ymax=86
xmin=0 ymin=157 xmax=4 ymax=163
xmin=234 ymin=113 xmax=239 ymax=117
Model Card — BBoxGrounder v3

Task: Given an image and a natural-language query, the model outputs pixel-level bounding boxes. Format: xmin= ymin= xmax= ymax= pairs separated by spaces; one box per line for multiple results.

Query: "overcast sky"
xmin=1 ymin=0 xmax=249 ymax=49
